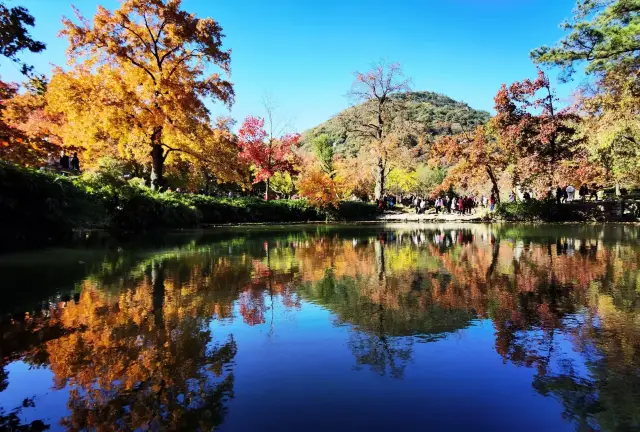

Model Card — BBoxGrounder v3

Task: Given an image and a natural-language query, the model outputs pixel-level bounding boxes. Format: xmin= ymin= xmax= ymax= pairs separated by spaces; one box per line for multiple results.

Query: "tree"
xmin=0 ymin=2 xmax=46 ymax=75
xmin=1 ymin=76 xmax=64 ymax=166
xmin=269 ymin=171 xmax=295 ymax=197
xmin=414 ymin=164 xmax=446 ymax=196
xmin=0 ymin=78 xmax=18 ymax=146
xmin=577 ymin=66 xmax=640 ymax=188
xmin=386 ymin=168 xmax=417 ymax=196
xmin=297 ymin=169 xmax=340 ymax=209
xmin=431 ymin=125 xmax=509 ymax=201
xmin=343 ymin=61 xmax=414 ymax=200
xmin=531 ymin=0 xmax=640 ymax=78
xmin=237 ymin=116 xmax=300 ymax=200
xmin=312 ymin=133 xmax=335 ymax=177
xmin=57 ymin=0 xmax=234 ymax=189
xmin=491 ymin=70 xmax=583 ymax=192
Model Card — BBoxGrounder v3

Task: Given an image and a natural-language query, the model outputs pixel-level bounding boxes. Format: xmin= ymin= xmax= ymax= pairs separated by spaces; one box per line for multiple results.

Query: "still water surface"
xmin=1 ymin=224 xmax=639 ymax=431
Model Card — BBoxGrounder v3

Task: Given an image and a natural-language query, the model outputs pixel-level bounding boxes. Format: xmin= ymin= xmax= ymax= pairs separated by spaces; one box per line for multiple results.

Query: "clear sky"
xmin=0 ymin=0 xmax=586 ymax=132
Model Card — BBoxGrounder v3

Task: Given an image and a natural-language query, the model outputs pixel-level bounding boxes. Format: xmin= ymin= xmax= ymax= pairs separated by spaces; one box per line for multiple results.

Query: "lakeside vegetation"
xmin=0 ymin=161 xmax=376 ymax=248
xmin=0 ymin=0 xmax=638 ymax=232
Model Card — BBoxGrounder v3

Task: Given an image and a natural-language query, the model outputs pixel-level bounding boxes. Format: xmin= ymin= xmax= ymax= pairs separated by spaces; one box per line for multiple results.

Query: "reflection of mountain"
xmin=1 ymin=224 xmax=640 ymax=431
xmin=299 ymin=269 xmax=475 ymax=338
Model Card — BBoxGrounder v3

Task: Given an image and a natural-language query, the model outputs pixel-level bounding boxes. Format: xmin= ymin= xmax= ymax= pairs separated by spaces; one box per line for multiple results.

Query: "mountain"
xmin=300 ymin=91 xmax=491 ymax=156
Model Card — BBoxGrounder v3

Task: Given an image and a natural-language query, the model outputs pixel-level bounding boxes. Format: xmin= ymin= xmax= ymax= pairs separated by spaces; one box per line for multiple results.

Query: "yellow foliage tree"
xmin=51 ymin=0 xmax=235 ymax=189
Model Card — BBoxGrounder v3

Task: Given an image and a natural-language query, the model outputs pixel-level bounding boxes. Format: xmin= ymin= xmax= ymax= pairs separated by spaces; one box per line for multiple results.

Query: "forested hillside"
xmin=301 ymin=91 xmax=490 ymax=156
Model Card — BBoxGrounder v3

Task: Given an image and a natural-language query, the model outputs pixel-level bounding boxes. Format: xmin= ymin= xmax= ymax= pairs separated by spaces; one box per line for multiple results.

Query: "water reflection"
xmin=1 ymin=224 xmax=639 ymax=431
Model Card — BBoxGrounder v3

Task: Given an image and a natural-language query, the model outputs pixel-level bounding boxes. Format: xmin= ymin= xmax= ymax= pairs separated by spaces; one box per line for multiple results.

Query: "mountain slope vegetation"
xmin=301 ymin=91 xmax=491 ymax=156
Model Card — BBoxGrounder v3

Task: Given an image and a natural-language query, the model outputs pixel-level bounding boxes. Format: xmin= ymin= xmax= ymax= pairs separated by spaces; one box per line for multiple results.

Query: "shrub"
xmin=0 ymin=161 xmax=380 ymax=249
xmin=0 ymin=162 xmax=104 ymax=248
xmin=496 ymin=199 xmax=592 ymax=222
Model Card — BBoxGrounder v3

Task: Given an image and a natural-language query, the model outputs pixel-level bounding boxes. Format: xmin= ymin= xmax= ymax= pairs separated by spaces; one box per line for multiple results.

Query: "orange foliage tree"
xmin=53 ymin=0 xmax=235 ymax=189
xmin=430 ymin=125 xmax=510 ymax=200
xmin=1 ymin=77 xmax=64 ymax=166
xmin=297 ymin=169 xmax=340 ymax=209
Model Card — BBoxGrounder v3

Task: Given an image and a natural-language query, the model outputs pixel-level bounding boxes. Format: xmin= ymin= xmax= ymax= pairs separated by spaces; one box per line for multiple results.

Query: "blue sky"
xmin=0 ymin=0 xmax=585 ymax=132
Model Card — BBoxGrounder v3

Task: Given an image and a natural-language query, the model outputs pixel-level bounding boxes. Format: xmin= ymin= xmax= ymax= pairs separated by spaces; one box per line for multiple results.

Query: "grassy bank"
xmin=0 ymin=162 xmax=377 ymax=249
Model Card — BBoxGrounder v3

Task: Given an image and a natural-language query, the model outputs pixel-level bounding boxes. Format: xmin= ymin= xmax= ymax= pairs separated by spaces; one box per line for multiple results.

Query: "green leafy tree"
xmin=531 ymin=0 xmax=640 ymax=78
xmin=269 ymin=171 xmax=295 ymax=197
xmin=312 ymin=134 xmax=335 ymax=177
xmin=0 ymin=1 xmax=46 ymax=75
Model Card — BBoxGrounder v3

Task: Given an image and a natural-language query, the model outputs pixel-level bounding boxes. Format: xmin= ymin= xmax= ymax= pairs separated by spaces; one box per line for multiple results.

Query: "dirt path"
xmin=376 ymin=210 xmax=490 ymax=222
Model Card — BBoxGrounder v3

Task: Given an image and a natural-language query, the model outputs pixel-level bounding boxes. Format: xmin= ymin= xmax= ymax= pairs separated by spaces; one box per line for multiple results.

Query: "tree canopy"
xmin=0 ymin=1 xmax=46 ymax=75
xmin=53 ymin=0 xmax=235 ymax=189
xmin=531 ymin=0 xmax=640 ymax=78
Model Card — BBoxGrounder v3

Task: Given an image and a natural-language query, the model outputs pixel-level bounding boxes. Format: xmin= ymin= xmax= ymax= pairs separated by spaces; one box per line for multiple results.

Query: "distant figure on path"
xmin=579 ymin=184 xmax=588 ymax=201
xmin=489 ymin=194 xmax=496 ymax=211
xmin=556 ymin=186 xmax=563 ymax=205
xmin=590 ymin=184 xmax=599 ymax=201
xmin=566 ymin=184 xmax=575 ymax=202
xmin=59 ymin=151 xmax=70 ymax=170
xmin=523 ymin=191 xmax=531 ymax=201
xmin=70 ymin=152 xmax=80 ymax=171
xmin=509 ymin=191 xmax=516 ymax=203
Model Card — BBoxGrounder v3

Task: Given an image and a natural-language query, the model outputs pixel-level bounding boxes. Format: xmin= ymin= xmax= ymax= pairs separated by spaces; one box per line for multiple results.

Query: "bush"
xmin=0 ymin=162 xmax=379 ymax=249
xmin=496 ymin=199 xmax=595 ymax=222
xmin=328 ymin=201 xmax=378 ymax=221
xmin=0 ymin=162 xmax=105 ymax=248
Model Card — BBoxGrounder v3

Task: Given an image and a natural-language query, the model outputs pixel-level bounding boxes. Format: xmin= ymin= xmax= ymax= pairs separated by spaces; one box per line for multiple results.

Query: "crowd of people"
xmin=553 ymin=184 xmax=601 ymax=204
xmin=407 ymin=193 xmax=498 ymax=215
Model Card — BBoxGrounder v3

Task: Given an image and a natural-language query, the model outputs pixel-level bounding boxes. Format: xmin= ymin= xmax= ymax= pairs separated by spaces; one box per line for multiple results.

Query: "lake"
xmin=1 ymin=223 xmax=639 ymax=431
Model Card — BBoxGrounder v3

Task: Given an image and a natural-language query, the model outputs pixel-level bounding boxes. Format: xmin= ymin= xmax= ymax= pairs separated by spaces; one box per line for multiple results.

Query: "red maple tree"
xmin=237 ymin=116 xmax=300 ymax=200
xmin=492 ymin=69 xmax=583 ymax=191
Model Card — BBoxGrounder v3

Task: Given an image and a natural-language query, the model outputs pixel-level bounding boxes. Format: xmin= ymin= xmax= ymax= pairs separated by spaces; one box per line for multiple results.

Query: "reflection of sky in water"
xmin=0 ymin=362 xmax=69 ymax=431
xmin=1 ymin=224 xmax=638 ymax=431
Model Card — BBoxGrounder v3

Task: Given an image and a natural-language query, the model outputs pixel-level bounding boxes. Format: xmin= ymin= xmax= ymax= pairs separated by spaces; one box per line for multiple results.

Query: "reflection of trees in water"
xmin=1 ymin=253 xmax=243 ymax=430
xmin=348 ymin=329 xmax=413 ymax=379
xmin=295 ymin=227 xmax=640 ymax=429
xmin=2 ymin=225 xmax=640 ymax=430
xmin=44 ymin=274 xmax=238 ymax=431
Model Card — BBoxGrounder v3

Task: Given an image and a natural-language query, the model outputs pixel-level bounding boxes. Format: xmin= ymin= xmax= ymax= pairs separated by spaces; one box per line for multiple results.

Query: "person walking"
xmin=556 ymin=186 xmax=563 ymax=205
xmin=70 ymin=152 xmax=80 ymax=171
xmin=590 ymin=184 xmax=599 ymax=201
xmin=566 ymin=184 xmax=575 ymax=202
xmin=59 ymin=151 xmax=70 ymax=170
xmin=489 ymin=193 xmax=496 ymax=211
xmin=579 ymin=184 xmax=588 ymax=201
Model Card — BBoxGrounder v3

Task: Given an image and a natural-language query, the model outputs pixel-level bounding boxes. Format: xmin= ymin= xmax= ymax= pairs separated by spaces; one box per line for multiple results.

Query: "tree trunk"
xmin=486 ymin=165 xmax=501 ymax=203
xmin=374 ymin=157 xmax=385 ymax=201
xmin=150 ymin=127 xmax=164 ymax=191
xmin=150 ymin=144 xmax=164 ymax=191
xmin=265 ymin=178 xmax=270 ymax=201
xmin=151 ymin=261 xmax=165 ymax=328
